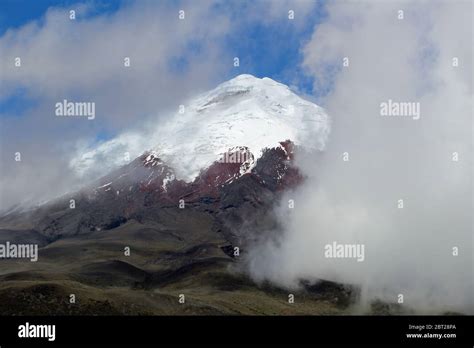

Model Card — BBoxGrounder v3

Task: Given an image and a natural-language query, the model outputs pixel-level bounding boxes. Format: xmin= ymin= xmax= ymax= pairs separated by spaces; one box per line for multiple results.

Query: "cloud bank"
xmin=247 ymin=0 xmax=473 ymax=314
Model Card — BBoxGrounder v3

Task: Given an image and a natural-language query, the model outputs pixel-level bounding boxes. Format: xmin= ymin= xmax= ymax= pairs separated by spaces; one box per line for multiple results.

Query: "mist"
xmin=246 ymin=0 xmax=473 ymax=314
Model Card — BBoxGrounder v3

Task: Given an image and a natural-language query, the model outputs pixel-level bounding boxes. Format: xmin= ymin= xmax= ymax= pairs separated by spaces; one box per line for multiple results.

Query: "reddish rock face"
xmin=127 ymin=140 xmax=303 ymax=206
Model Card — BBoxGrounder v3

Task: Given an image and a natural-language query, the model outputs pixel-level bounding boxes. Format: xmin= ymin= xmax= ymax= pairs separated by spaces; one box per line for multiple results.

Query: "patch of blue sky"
xmin=166 ymin=40 xmax=204 ymax=76
xmin=216 ymin=1 xmax=328 ymax=97
xmin=0 ymin=0 xmax=127 ymax=36
xmin=0 ymin=87 xmax=38 ymax=118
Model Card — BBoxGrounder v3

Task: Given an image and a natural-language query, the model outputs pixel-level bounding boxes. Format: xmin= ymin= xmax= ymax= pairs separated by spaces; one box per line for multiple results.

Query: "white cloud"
xmin=248 ymin=0 xmax=473 ymax=313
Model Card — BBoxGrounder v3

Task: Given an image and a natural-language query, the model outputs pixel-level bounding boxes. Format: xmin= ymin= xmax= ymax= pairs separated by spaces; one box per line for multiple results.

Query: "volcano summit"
xmin=70 ymin=74 xmax=330 ymax=182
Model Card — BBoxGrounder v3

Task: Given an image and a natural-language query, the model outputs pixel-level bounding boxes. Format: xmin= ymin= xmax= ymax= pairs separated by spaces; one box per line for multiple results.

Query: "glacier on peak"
xmin=70 ymin=74 xmax=330 ymax=182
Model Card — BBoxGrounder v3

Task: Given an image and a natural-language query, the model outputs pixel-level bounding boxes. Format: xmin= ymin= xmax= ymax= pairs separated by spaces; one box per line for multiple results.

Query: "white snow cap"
xmin=70 ymin=74 xmax=330 ymax=181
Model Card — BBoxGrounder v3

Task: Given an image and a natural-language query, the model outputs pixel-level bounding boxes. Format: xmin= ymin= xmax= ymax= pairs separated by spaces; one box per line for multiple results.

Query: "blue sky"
xmin=218 ymin=1 xmax=327 ymax=93
xmin=0 ymin=0 xmax=125 ymax=35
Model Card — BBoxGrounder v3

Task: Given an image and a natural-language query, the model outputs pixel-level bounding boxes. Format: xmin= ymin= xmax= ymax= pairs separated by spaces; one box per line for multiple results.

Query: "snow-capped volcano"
xmin=70 ymin=74 xmax=330 ymax=182
xmin=0 ymin=75 xmax=329 ymax=268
